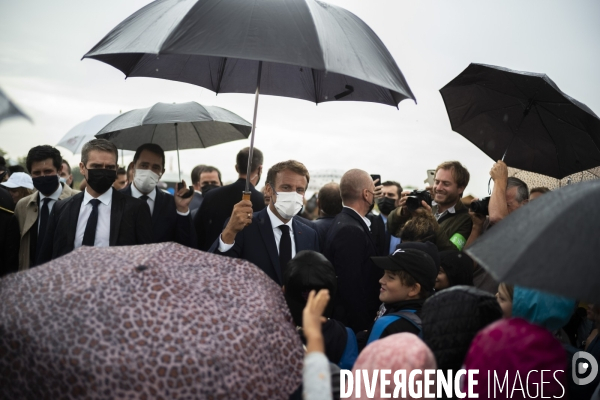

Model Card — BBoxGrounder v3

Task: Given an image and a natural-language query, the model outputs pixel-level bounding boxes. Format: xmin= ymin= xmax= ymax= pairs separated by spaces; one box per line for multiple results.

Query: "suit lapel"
xmin=256 ymin=208 xmax=282 ymax=283
xmin=292 ymin=219 xmax=307 ymax=252
xmin=67 ymin=193 xmax=84 ymax=248
xmin=109 ymin=189 xmax=123 ymax=246
xmin=151 ymin=187 xmax=163 ymax=228
xmin=23 ymin=194 xmax=40 ymax=236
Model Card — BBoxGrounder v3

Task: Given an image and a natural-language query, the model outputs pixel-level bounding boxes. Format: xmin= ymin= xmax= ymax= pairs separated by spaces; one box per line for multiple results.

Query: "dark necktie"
xmin=278 ymin=225 xmax=292 ymax=275
xmin=82 ymin=199 xmax=101 ymax=246
xmin=140 ymin=194 xmax=150 ymax=212
xmin=36 ymin=197 xmax=51 ymax=256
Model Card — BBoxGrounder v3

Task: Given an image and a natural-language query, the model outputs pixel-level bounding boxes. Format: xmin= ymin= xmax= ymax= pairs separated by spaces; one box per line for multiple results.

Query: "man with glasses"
xmin=323 ymin=169 xmax=380 ymax=332
xmin=120 ymin=143 xmax=196 ymax=248
xmin=14 ymin=145 xmax=79 ymax=270
xmin=37 ymin=139 xmax=153 ymax=263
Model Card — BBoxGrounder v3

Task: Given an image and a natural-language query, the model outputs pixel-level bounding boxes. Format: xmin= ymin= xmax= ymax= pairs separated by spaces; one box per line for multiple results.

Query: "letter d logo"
xmin=572 ymin=351 xmax=598 ymax=385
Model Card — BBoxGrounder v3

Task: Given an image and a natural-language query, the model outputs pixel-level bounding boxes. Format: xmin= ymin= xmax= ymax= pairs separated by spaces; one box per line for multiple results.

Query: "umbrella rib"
xmin=451 ymin=103 xmax=523 ymax=132
xmin=533 ymin=105 xmax=564 ymax=178
xmin=149 ymin=124 xmax=159 ymax=144
xmin=191 ymin=123 xmax=207 ymax=148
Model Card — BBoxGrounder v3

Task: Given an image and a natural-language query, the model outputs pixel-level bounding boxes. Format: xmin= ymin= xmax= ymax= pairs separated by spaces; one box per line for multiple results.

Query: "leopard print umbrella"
xmin=0 ymin=242 xmax=303 ymax=399
xmin=508 ymin=166 xmax=600 ymax=190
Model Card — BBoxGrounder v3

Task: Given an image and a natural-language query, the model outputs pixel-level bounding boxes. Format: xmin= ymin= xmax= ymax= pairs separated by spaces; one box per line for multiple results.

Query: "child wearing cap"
xmin=360 ymin=245 xmax=438 ymax=349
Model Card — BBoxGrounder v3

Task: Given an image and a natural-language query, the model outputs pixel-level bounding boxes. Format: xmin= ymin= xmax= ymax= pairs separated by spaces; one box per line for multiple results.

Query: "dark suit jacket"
xmin=210 ymin=207 xmax=319 ymax=285
xmin=312 ymin=216 xmax=335 ymax=252
xmin=369 ymin=213 xmax=389 ymax=257
xmin=37 ymin=189 xmax=153 ymax=264
xmin=324 ymin=207 xmax=380 ymax=332
xmin=194 ymin=178 xmax=265 ymax=251
xmin=120 ymin=185 xmax=196 ymax=248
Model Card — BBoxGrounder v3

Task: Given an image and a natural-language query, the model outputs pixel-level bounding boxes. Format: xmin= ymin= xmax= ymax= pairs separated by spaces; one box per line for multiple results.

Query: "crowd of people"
xmin=0 ymin=139 xmax=598 ymax=399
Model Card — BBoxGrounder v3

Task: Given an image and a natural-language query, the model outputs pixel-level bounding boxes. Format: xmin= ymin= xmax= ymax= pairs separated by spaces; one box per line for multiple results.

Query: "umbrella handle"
xmin=242 ymin=191 xmax=251 ymax=201
xmin=244 ymin=61 xmax=263 ymax=195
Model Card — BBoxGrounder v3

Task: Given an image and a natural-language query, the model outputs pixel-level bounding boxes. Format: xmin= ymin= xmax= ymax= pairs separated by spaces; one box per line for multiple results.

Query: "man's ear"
xmin=235 ymin=165 xmax=239 ymax=174
xmin=79 ymin=162 xmax=85 ymax=176
xmin=457 ymin=186 xmax=465 ymax=197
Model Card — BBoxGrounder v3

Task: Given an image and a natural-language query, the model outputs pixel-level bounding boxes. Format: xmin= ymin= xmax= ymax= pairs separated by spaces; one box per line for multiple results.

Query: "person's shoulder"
xmin=15 ymin=192 xmax=36 ymax=212
xmin=61 ymin=184 xmax=80 ymax=198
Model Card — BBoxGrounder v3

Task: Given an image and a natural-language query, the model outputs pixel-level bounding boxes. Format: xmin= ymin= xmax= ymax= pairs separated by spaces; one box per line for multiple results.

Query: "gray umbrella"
xmin=83 ymin=0 xmax=415 ymax=195
xmin=465 ymin=180 xmax=600 ymax=303
xmin=95 ymin=101 xmax=251 ymax=181
xmin=0 ymin=87 xmax=31 ymax=124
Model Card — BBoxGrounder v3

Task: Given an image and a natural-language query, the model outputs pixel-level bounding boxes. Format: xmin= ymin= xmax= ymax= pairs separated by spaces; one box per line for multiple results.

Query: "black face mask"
xmin=32 ymin=175 xmax=59 ymax=196
xmin=86 ymin=169 xmax=117 ymax=195
xmin=377 ymin=197 xmax=396 ymax=216
xmin=200 ymin=184 xmax=219 ymax=195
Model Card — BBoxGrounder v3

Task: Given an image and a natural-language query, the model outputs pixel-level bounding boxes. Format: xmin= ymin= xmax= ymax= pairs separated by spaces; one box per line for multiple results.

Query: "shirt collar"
xmin=432 ymin=201 xmax=457 ymax=214
xmin=266 ymin=205 xmax=294 ymax=230
xmin=380 ymin=213 xmax=388 ymax=224
xmin=39 ymin=182 xmax=63 ymax=202
xmin=131 ymin=183 xmax=156 ymax=202
xmin=344 ymin=206 xmax=371 ymax=228
xmin=83 ymin=187 xmax=113 ymax=206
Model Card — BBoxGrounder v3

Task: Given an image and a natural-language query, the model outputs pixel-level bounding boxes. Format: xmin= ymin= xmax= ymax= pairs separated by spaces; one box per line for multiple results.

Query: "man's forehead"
xmin=435 ymin=168 xmax=455 ymax=182
xmin=137 ymin=149 xmax=163 ymax=165
xmin=31 ymin=159 xmax=56 ymax=170
xmin=276 ymin=169 xmax=307 ymax=184
xmin=87 ymin=150 xmax=117 ymax=164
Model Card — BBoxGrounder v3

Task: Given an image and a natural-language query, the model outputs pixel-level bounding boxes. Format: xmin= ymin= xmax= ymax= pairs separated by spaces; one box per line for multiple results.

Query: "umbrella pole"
xmin=175 ymin=123 xmax=181 ymax=181
xmin=243 ymin=61 xmax=263 ymax=201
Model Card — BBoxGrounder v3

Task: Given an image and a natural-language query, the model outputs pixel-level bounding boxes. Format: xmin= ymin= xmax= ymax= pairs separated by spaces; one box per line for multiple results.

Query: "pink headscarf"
xmin=463 ymin=317 xmax=567 ymax=399
xmin=350 ymin=333 xmax=437 ymax=399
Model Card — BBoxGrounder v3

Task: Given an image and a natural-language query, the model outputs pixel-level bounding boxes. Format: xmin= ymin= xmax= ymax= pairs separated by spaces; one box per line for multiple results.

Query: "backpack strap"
xmin=338 ymin=327 xmax=359 ymax=370
xmin=366 ymin=309 xmax=421 ymax=345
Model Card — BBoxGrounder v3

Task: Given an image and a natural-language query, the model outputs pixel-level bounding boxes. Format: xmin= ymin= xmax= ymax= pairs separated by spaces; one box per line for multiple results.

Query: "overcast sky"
xmin=1 ymin=0 xmax=599 ymax=196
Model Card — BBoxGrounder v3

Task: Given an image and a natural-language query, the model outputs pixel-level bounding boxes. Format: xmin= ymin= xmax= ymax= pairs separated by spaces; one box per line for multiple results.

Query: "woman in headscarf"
xmin=464 ymin=318 xmax=567 ymax=399
xmin=349 ymin=333 xmax=437 ymax=399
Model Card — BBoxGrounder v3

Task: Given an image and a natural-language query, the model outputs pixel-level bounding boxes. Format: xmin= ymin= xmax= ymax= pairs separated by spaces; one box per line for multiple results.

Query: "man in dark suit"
xmin=37 ymin=139 xmax=153 ymax=263
xmin=210 ymin=160 xmax=319 ymax=285
xmin=120 ymin=143 xmax=196 ymax=248
xmin=369 ymin=180 xmax=403 ymax=256
xmin=194 ymin=147 xmax=265 ymax=251
xmin=324 ymin=169 xmax=380 ymax=332
xmin=312 ymin=182 xmax=342 ymax=251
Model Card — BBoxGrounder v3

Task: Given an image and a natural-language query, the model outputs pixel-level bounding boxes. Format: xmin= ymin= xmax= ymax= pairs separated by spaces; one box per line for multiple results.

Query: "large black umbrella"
xmin=465 ymin=179 xmax=600 ymax=303
xmin=83 ymin=0 xmax=415 ymax=196
xmin=440 ymin=63 xmax=600 ymax=179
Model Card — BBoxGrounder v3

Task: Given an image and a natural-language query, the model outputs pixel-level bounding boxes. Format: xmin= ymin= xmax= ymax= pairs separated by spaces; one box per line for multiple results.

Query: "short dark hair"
xmin=81 ymin=139 xmax=118 ymax=166
xmin=392 ymin=269 xmax=431 ymax=300
xmin=61 ymin=159 xmax=72 ymax=174
xmin=399 ymin=209 xmax=439 ymax=242
xmin=283 ymin=250 xmax=337 ymax=327
xmin=8 ymin=165 xmax=26 ymax=175
xmin=382 ymin=180 xmax=403 ymax=196
xmin=116 ymin=167 xmax=127 ymax=176
xmin=191 ymin=165 xmax=207 ymax=185
xmin=236 ymin=147 xmax=263 ymax=173
xmin=507 ymin=177 xmax=529 ymax=203
xmin=200 ymin=166 xmax=222 ymax=186
xmin=266 ymin=160 xmax=310 ymax=188
xmin=530 ymin=186 xmax=550 ymax=195
xmin=26 ymin=145 xmax=63 ymax=173
xmin=133 ymin=143 xmax=165 ymax=169
xmin=318 ymin=183 xmax=342 ymax=216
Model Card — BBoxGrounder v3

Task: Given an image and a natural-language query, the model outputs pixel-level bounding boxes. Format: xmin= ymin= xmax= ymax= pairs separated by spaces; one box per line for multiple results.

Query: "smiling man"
xmin=210 ymin=160 xmax=319 ymax=285
xmin=36 ymin=139 xmax=153 ymax=263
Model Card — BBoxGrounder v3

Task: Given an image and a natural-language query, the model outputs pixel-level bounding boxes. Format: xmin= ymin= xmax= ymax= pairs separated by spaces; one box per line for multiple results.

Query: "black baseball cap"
xmin=395 ymin=241 xmax=440 ymax=267
xmin=371 ymin=248 xmax=438 ymax=293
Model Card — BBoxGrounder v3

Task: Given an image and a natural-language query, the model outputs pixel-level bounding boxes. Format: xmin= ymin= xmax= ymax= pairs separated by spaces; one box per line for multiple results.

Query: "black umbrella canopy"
xmin=465 ymin=180 xmax=600 ymax=304
xmin=95 ymin=101 xmax=252 ymax=151
xmin=440 ymin=63 xmax=600 ymax=179
xmin=0 ymin=87 xmax=32 ymax=124
xmin=83 ymin=0 xmax=415 ymax=107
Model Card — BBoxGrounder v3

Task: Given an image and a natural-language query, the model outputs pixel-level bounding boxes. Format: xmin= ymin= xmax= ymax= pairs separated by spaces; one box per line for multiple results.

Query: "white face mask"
xmin=272 ymin=187 xmax=304 ymax=220
xmin=134 ymin=169 xmax=160 ymax=194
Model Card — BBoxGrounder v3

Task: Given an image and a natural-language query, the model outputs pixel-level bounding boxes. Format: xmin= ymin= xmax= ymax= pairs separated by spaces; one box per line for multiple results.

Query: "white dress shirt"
xmin=74 ymin=187 xmax=113 ymax=249
xmin=131 ymin=183 xmax=156 ymax=215
xmin=38 ymin=182 xmax=63 ymax=233
xmin=218 ymin=206 xmax=296 ymax=257
xmin=432 ymin=200 xmax=457 ymax=221
xmin=343 ymin=206 xmax=371 ymax=231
